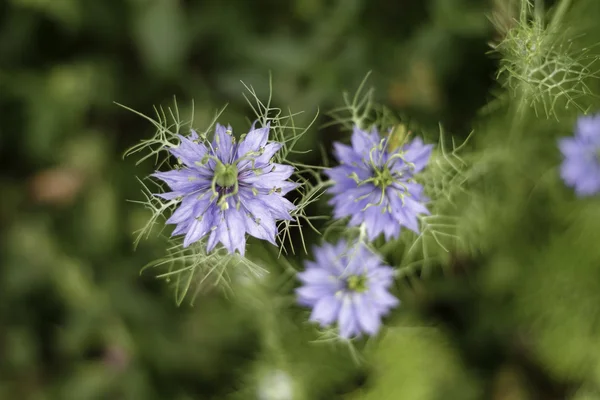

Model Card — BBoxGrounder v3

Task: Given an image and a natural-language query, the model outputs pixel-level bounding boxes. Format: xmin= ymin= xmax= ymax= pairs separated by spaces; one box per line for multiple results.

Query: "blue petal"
xmin=219 ymin=206 xmax=247 ymax=255
xmin=242 ymin=201 xmax=278 ymax=245
xmin=264 ymin=196 xmax=296 ymax=220
xmin=367 ymin=266 xmax=395 ymax=286
xmin=333 ymin=142 xmax=362 ymax=166
xmin=170 ymin=134 xmax=208 ymax=167
xmin=351 ymin=125 xmax=379 ymax=157
xmin=388 ymin=192 xmax=423 ymax=233
xmin=310 ymin=296 xmax=341 ymax=327
xmin=404 ymin=196 xmax=430 ymax=216
xmin=364 ymin=206 xmax=389 ymax=241
xmin=313 ymin=243 xmax=346 ymax=275
xmin=383 ymin=220 xmax=401 ymax=240
xmin=243 ymin=164 xmax=295 ymax=187
xmin=573 ymin=173 xmax=600 ymax=197
xmin=400 ymin=207 xmax=420 ymax=233
xmin=328 ymin=185 xmax=375 ymax=219
xmin=561 ymin=160 xmax=589 ymax=185
xmin=152 ymin=169 xmax=195 ymax=186
xmin=296 ymin=285 xmax=335 ymax=305
xmin=325 ymin=165 xmax=370 ymax=194
xmin=152 ymin=169 xmax=212 ymax=193
xmin=576 ymin=114 xmax=600 ymax=143
xmin=154 ymin=191 xmax=182 ymax=200
xmin=558 ymin=137 xmax=584 ymax=158
xmin=182 ymin=203 xmax=219 ymax=247
xmin=344 ymin=246 xmax=374 ymax=275
xmin=354 ymin=294 xmax=381 ymax=336
xmin=405 ymin=182 xmax=426 ymax=200
xmin=251 ymin=142 xmax=283 ymax=167
xmin=237 ymin=122 xmax=270 ymax=159
xmin=297 ymin=268 xmax=336 ymax=285
xmin=241 ymin=191 xmax=295 ymax=221
xmin=338 ymin=296 xmax=359 ymax=339
xmin=370 ymin=286 xmax=400 ymax=310
xmin=166 ymin=196 xmax=199 ymax=225
xmin=402 ymin=137 xmax=433 ymax=173
xmin=213 ymin=123 xmax=235 ymax=163
xmin=347 ymin=212 xmax=365 ymax=227
xmin=206 ymin=214 xmax=225 ymax=253
xmin=172 ymin=221 xmax=191 ymax=236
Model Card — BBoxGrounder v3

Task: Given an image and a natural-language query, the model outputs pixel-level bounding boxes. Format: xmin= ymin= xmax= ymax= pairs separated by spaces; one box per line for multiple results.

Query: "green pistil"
xmin=214 ymin=161 xmax=238 ymax=188
xmin=372 ymin=166 xmax=395 ymax=189
xmin=347 ymin=275 xmax=368 ymax=293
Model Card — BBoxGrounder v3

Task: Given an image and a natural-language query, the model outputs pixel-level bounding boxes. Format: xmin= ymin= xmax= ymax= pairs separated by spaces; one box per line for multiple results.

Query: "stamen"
xmin=347 ymin=275 xmax=368 ymax=293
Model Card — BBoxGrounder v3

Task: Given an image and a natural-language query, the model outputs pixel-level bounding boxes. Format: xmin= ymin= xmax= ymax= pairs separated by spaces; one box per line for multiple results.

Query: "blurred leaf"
xmin=133 ymin=0 xmax=189 ymax=78
xmin=349 ymin=326 xmax=481 ymax=400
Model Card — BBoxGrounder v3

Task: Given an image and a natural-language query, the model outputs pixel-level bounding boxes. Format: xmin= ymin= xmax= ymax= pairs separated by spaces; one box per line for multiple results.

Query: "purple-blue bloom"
xmin=296 ymin=240 xmax=399 ymax=339
xmin=559 ymin=114 xmax=600 ymax=197
xmin=152 ymin=123 xmax=297 ymax=255
xmin=325 ymin=125 xmax=434 ymax=241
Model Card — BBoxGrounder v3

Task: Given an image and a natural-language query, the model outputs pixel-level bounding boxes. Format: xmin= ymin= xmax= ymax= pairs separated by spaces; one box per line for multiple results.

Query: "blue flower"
xmin=296 ymin=240 xmax=399 ymax=339
xmin=325 ymin=125 xmax=434 ymax=241
xmin=559 ymin=114 xmax=600 ymax=197
xmin=152 ymin=123 xmax=297 ymax=255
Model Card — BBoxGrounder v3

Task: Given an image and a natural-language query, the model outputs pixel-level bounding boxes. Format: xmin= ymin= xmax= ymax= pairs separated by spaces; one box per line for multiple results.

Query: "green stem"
xmin=534 ymin=0 xmax=545 ymax=25
xmin=520 ymin=0 xmax=532 ymax=26
xmin=547 ymin=0 xmax=573 ymax=34
xmin=508 ymin=95 xmax=529 ymax=145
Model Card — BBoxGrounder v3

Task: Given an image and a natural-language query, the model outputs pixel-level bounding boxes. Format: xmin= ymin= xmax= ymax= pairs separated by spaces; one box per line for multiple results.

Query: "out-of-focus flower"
xmin=102 ymin=345 xmax=130 ymax=372
xmin=257 ymin=369 xmax=294 ymax=400
xmin=559 ymin=114 xmax=600 ymax=197
xmin=296 ymin=240 xmax=399 ymax=339
xmin=153 ymin=123 xmax=297 ymax=255
xmin=29 ymin=167 xmax=85 ymax=206
xmin=325 ymin=125 xmax=433 ymax=241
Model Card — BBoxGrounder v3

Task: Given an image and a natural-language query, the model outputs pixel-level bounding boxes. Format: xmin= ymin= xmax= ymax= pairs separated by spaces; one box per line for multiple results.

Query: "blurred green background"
xmin=5 ymin=0 xmax=600 ymax=399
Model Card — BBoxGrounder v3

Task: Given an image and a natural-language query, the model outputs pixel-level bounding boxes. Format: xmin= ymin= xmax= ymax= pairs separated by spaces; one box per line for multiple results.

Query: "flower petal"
xmin=296 ymin=285 xmax=335 ymax=305
xmin=243 ymin=164 xmax=295 ymax=187
xmin=351 ymin=125 xmax=379 ymax=156
xmin=402 ymin=137 xmax=433 ymax=173
xmin=310 ymin=296 xmax=341 ymax=327
xmin=558 ymin=137 xmax=584 ymax=159
xmin=576 ymin=114 xmax=600 ymax=143
xmin=333 ymin=143 xmax=362 ymax=166
xmin=213 ymin=123 xmax=235 ymax=163
xmin=338 ymin=296 xmax=359 ymax=339
xmin=253 ymin=142 xmax=283 ymax=167
xmin=170 ymin=134 xmax=208 ymax=167
xmin=354 ymin=295 xmax=381 ymax=336
xmin=363 ymin=206 xmax=390 ymax=241
xmin=237 ymin=122 xmax=270 ymax=159
xmin=182 ymin=203 xmax=219 ymax=247
xmin=370 ymin=286 xmax=400 ymax=310
xmin=242 ymin=202 xmax=278 ymax=245
xmin=297 ymin=268 xmax=337 ymax=285
xmin=219 ymin=206 xmax=247 ymax=255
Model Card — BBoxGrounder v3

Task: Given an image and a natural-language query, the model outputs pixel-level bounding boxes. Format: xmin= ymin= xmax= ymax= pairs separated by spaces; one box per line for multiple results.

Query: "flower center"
xmin=372 ymin=166 xmax=395 ymax=189
xmin=346 ymin=274 xmax=368 ymax=293
xmin=214 ymin=162 xmax=238 ymax=188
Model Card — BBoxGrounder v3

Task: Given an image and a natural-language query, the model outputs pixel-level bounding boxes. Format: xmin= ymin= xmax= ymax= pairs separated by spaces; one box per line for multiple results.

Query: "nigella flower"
xmin=558 ymin=114 xmax=600 ymax=197
xmin=325 ymin=125 xmax=434 ymax=241
xmin=296 ymin=240 xmax=399 ymax=338
xmin=152 ymin=123 xmax=297 ymax=255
